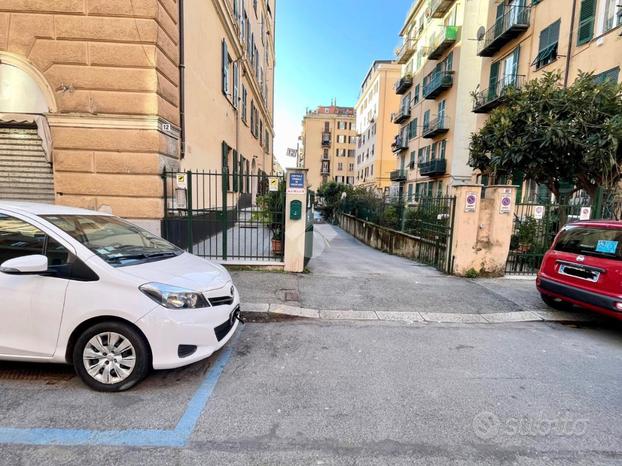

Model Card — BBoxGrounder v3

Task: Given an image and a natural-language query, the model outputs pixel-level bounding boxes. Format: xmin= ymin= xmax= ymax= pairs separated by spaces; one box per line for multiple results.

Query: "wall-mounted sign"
xmin=533 ymin=205 xmax=545 ymax=220
xmin=175 ymin=173 xmax=187 ymax=189
xmin=465 ymin=192 xmax=477 ymax=212
xmin=268 ymin=177 xmax=280 ymax=192
xmin=287 ymin=172 xmax=305 ymax=194
xmin=500 ymin=193 xmax=512 ymax=214
xmin=579 ymin=207 xmax=592 ymax=220
xmin=162 ymin=123 xmax=172 ymax=132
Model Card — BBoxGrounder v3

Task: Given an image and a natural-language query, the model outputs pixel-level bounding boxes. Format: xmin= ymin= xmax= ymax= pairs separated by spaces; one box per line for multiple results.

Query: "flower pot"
xmin=272 ymin=239 xmax=283 ymax=255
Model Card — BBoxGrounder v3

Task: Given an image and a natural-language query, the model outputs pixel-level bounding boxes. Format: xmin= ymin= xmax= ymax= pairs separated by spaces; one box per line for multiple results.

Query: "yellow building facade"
xmin=354 ymin=60 xmax=402 ymax=191
xmin=0 ymin=0 xmax=276 ymax=233
xmin=391 ymin=0 xmax=488 ymax=201
xmin=473 ymin=0 xmax=621 ymax=199
xmin=300 ymin=106 xmax=357 ymax=191
xmin=183 ymin=0 xmax=275 ymax=179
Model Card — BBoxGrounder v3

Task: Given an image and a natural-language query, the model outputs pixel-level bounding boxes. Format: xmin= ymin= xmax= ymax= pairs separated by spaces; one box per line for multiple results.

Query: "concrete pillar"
xmin=284 ymin=168 xmax=308 ymax=272
xmin=450 ymin=184 xmax=483 ymax=275
xmin=450 ymin=184 xmax=517 ymax=277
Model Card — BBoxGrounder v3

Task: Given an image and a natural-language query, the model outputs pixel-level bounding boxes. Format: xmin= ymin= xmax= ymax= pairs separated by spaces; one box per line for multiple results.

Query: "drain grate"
xmin=0 ymin=364 xmax=74 ymax=382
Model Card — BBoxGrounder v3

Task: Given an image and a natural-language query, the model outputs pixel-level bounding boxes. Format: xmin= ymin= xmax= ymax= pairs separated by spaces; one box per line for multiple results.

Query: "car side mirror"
xmin=0 ymin=255 xmax=49 ymax=274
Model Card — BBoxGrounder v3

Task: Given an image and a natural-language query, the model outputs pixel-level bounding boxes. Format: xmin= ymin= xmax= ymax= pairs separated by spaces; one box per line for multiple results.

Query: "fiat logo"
xmin=230 ymin=285 xmax=235 ymax=296
xmin=576 ymin=255 xmax=585 ymax=262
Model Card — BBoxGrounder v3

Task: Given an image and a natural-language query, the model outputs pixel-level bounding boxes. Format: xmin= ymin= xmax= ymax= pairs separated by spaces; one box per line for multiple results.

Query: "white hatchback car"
xmin=0 ymin=202 xmax=240 ymax=392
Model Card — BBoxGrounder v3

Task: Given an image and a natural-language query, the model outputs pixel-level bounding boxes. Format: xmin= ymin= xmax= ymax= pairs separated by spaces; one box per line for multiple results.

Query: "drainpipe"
xmin=179 ymin=0 xmax=186 ymax=159
xmin=564 ymin=0 xmax=578 ymax=88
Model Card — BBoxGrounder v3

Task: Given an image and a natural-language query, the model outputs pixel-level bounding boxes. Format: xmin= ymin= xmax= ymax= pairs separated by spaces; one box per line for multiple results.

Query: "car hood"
xmin=118 ymin=252 xmax=231 ymax=291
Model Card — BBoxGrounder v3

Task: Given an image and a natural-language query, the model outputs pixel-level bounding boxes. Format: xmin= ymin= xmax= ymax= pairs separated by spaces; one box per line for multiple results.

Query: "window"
xmin=594 ymin=66 xmax=620 ymax=83
xmin=407 ymin=184 xmax=414 ymax=202
xmin=423 ymin=110 xmax=430 ymax=132
xmin=0 ymin=214 xmax=47 ymax=264
xmin=533 ymin=20 xmax=560 ymax=69
xmin=323 ymin=149 xmax=329 ymax=159
xmin=221 ymin=40 xmax=230 ymax=96
xmin=338 ymin=163 xmax=343 ymax=171
xmin=603 ymin=0 xmax=621 ymax=31
xmin=413 ymin=84 xmax=420 ymax=105
xmin=409 ymin=151 xmax=416 ymax=168
xmin=44 ymin=215 xmax=180 ymax=268
xmin=253 ymin=0 xmax=258 ymax=15
xmin=409 ymin=118 xmax=417 ymax=139
xmin=241 ymin=86 xmax=248 ymax=123
xmin=232 ymin=61 xmax=239 ymax=107
xmin=554 ymin=226 xmax=622 ymax=260
xmin=577 ymin=0 xmax=596 ymax=44
xmin=349 ymin=163 xmax=354 ymax=171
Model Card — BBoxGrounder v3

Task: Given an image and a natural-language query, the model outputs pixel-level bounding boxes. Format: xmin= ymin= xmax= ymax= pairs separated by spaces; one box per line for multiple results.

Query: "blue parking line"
xmin=0 ymin=334 xmax=238 ymax=447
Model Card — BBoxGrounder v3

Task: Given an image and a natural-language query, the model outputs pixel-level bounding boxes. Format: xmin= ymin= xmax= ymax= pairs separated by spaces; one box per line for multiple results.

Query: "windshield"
xmin=43 ymin=215 xmax=183 ymax=267
xmin=554 ymin=226 xmax=622 ymax=261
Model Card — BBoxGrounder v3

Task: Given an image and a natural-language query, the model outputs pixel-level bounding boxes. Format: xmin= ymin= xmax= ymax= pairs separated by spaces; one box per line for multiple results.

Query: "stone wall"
xmin=0 ymin=0 xmax=180 ymax=228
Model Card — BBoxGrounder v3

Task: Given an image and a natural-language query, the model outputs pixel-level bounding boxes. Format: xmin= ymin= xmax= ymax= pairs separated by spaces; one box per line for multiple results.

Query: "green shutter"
xmin=221 ymin=141 xmax=229 ymax=191
xmin=232 ymin=150 xmax=238 ymax=193
xmin=222 ymin=40 xmax=228 ymax=94
xmin=488 ymin=61 xmax=500 ymax=98
xmin=577 ymin=0 xmax=596 ymax=45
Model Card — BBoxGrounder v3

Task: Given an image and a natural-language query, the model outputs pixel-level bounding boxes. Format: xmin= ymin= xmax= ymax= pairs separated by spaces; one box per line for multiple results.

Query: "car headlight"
xmin=139 ymin=282 xmax=209 ymax=309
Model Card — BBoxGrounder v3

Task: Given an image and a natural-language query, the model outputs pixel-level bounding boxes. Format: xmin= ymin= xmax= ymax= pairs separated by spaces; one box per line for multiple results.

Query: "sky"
xmin=273 ymin=0 xmax=413 ymax=169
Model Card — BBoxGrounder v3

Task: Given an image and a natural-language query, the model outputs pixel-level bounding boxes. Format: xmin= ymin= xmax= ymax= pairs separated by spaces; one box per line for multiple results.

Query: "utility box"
xmin=290 ymin=200 xmax=302 ymax=220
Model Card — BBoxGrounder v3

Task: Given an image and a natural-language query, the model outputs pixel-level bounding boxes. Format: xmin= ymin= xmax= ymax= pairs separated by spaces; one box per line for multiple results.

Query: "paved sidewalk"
xmin=231 ymin=224 xmax=601 ymax=324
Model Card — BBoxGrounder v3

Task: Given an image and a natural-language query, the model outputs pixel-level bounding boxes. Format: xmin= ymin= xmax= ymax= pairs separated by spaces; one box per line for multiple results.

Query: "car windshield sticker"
xmin=595 ymin=240 xmax=618 ymax=254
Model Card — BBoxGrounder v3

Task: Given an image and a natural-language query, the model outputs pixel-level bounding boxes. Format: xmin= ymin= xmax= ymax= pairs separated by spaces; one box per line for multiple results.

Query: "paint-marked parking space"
xmin=0 ymin=333 xmax=239 ymax=447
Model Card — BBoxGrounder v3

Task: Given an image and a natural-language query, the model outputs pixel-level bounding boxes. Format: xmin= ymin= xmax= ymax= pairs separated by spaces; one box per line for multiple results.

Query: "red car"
xmin=537 ymin=220 xmax=622 ymax=321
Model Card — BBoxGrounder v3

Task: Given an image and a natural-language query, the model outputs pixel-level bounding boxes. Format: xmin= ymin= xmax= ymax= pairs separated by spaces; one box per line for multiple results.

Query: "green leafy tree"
xmin=317 ymin=181 xmax=352 ymax=221
xmin=469 ymin=72 xmax=622 ymax=200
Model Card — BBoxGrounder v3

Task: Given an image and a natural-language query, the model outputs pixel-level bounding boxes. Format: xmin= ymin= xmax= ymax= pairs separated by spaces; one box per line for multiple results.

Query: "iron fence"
xmin=161 ymin=169 xmax=285 ymax=262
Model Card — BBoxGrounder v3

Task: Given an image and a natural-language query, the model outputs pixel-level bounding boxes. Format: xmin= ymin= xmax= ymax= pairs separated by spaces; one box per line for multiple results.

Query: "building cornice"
xmin=47 ymin=114 xmax=181 ymax=139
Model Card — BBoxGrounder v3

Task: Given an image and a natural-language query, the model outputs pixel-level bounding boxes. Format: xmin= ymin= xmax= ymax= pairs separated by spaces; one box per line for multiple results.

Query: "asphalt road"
xmin=1 ymin=319 xmax=621 ymax=465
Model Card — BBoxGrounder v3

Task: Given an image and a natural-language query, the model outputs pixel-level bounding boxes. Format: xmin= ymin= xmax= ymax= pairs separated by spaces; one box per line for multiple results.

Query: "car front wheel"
xmin=73 ymin=322 xmax=150 ymax=392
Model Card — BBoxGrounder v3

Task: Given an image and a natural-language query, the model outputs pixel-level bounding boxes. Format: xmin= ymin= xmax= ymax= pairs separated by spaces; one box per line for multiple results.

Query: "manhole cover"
xmin=279 ymin=289 xmax=300 ymax=302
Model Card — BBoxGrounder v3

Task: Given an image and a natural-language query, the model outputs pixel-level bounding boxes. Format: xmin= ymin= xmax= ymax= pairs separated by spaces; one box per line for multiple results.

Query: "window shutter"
xmin=233 ymin=62 xmax=239 ymax=107
xmin=232 ymin=150 xmax=238 ymax=193
xmin=512 ymin=46 xmax=521 ymax=77
xmin=577 ymin=0 xmax=596 ymax=45
xmin=222 ymin=40 xmax=228 ymax=94
xmin=488 ymin=61 xmax=499 ymax=96
xmin=221 ymin=141 xmax=229 ymax=191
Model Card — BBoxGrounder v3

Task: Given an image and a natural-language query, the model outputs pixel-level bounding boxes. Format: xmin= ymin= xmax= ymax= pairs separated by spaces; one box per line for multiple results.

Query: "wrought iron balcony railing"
xmin=427 ymin=25 xmax=459 ymax=60
xmin=394 ymin=75 xmax=413 ymax=95
xmin=422 ymin=71 xmax=453 ymax=99
xmin=478 ymin=6 xmax=531 ymax=57
xmin=422 ymin=116 xmax=450 ymax=138
xmin=419 ymin=159 xmax=447 ymax=177
xmin=391 ymin=135 xmax=408 ymax=153
xmin=391 ymin=107 xmax=411 ymax=124
xmin=472 ymin=75 xmax=525 ymax=113
xmin=390 ymin=169 xmax=407 ymax=182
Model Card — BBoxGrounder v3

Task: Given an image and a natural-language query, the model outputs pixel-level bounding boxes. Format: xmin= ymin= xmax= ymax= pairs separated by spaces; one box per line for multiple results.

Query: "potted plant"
xmin=271 ymin=224 xmax=283 ymax=255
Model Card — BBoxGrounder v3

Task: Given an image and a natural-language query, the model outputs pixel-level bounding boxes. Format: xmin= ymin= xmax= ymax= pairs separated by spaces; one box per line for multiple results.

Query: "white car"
xmin=0 ymin=202 xmax=240 ymax=392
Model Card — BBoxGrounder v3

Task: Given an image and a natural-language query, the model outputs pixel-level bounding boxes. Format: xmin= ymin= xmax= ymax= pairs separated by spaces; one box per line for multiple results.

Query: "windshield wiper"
xmin=107 ymin=254 xmax=149 ymax=264
xmin=146 ymin=251 xmax=179 ymax=258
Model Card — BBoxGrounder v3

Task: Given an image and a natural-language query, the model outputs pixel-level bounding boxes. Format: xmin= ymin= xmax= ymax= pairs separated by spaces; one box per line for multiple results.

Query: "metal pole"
xmin=186 ymin=170 xmax=193 ymax=252
xmin=222 ymin=169 xmax=228 ymax=260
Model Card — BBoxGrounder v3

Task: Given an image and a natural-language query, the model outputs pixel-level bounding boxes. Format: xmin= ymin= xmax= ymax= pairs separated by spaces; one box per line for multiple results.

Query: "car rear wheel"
xmin=73 ymin=322 xmax=150 ymax=392
xmin=540 ymin=293 xmax=571 ymax=311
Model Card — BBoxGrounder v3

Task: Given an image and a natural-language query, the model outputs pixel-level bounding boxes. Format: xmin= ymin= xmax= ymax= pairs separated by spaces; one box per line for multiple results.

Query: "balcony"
xmin=422 ymin=71 xmax=453 ymax=99
xmin=390 ymin=169 xmax=407 ymax=182
xmin=321 ymin=132 xmax=331 ymax=147
xmin=419 ymin=159 xmax=447 ymax=177
xmin=395 ymin=39 xmax=416 ymax=64
xmin=472 ymin=75 xmax=525 ymax=113
xmin=427 ymin=26 xmax=459 ymax=60
xmin=422 ymin=116 xmax=450 ymax=138
xmin=391 ymin=107 xmax=411 ymax=124
xmin=320 ymin=162 xmax=330 ymax=175
xmin=429 ymin=0 xmax=457 ymax=18
xmin=478 ymin=6 xmax=531 ymax=57
xmin=394 ymin=75 xmax=413 ymax=95
xmin=391 ymin=135 xmax=408 ymax=153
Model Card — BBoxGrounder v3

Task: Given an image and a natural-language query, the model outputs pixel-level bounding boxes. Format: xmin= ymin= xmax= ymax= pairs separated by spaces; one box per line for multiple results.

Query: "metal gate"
xmin=161 ymin=169 xmax=285 ymax=262
xmin=505 ymin=199 xmax=592 ymax=275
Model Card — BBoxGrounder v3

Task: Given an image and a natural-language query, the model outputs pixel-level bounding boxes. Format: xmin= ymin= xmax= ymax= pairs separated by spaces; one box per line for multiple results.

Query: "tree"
xmin=316 ymin=181 xmax=351 ymax=221
xmin=469 ymin=72 xmax=622 ymax=200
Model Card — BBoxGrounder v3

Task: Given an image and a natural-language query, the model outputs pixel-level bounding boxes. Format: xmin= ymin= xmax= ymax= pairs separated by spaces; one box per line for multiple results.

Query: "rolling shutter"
xmin=0 ymin=125 xmax=54 ymax=203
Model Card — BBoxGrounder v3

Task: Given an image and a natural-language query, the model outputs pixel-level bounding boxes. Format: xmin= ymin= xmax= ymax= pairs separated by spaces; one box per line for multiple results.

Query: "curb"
xmin=241 ymin=303 xmax=597 ymax=324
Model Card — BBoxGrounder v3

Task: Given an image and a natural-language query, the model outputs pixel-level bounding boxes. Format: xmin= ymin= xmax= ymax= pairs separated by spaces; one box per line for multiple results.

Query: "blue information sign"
xmin=289 ymin=172 xmax=305 ymax=189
